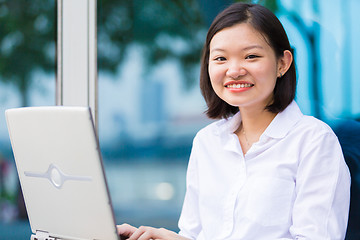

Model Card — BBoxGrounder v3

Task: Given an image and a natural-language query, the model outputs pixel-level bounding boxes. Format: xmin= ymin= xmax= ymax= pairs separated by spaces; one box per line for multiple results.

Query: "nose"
xmin=226 ymin=63 xmax=247 ymax=80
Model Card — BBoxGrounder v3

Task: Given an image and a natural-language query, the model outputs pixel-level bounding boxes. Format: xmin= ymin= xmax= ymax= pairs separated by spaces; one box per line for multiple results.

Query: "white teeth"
xmin=227 ymin=83 xmax=253 ymax=88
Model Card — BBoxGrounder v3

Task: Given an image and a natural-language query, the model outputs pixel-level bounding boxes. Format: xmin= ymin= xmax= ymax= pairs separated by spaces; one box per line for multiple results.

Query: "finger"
xmin=137 ymin=231 xmax=155 ymax=240
xmin=129 ymin=226 xmax=156 ymax=240
xmin=117 ymin=224 xmax=138 ymax=237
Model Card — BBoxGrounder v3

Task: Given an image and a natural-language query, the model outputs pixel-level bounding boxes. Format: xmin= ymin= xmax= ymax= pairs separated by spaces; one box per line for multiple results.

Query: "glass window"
xmin=97 ymin=0 xmax=210 ymax=230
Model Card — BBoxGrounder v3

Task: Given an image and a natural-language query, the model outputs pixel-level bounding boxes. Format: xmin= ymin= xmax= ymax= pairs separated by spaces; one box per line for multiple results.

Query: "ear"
xmin=277 ymin=50 xmax=293 ymax=78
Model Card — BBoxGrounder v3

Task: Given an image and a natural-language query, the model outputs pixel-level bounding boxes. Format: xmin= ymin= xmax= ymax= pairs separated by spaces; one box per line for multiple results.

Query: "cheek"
xmin=208 ymin=64 xmax=223 ymax=84
xmin=208 ymin=64 xmax=215 ymax=80
xmin=208 ymin=66 xmax=224 ymax=97
xmin=253 ymin=62 xmax=278 ymax=84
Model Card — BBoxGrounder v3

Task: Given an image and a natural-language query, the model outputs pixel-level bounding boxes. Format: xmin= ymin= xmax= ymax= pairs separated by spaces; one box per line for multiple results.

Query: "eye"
xmin=245 ymin=54 xmax=260 ymax=59
xmin=214 ymin=56 xmax=226 ymax=61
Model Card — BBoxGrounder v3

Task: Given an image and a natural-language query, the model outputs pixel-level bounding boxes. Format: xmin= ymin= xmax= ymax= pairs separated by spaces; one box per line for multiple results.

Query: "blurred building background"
xmin=0 ymin=0 xmax=359 ymax=239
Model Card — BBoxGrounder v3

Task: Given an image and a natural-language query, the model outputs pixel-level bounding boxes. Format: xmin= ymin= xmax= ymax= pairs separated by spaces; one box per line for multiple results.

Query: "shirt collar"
xmin=215 ymin=111 xmax=242 ymax=136
xmin=216 ymin=101 xmax=303 ymax=139
xmin=216 ymin=112 xmax=242 ymax=153
xmin=262 ymin=101 xmax=303 ymax=139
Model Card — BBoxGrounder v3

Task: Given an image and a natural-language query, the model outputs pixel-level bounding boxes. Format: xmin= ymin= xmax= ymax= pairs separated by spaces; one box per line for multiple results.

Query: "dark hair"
xmin=200 ymin=3 xmax=296 ymax=119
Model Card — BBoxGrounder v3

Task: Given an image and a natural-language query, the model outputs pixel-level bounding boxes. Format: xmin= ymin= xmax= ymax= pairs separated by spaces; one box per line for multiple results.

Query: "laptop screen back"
xmin=6 ymin=107 xmax=119 ymax=240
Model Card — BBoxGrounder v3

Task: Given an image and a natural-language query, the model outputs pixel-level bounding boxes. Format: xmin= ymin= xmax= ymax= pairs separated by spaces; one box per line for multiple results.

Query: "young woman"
xmin=118 ymin=3 xmax=350 ymax=239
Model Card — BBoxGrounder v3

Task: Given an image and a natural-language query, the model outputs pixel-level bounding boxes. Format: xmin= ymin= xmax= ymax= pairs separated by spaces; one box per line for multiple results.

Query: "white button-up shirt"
xmin=178 ymin=101 xmax=350 ymax=240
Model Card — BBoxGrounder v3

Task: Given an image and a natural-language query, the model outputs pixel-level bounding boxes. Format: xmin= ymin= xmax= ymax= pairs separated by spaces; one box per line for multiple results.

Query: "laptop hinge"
xmin=30 ymin=230 xmax=58 ymax=240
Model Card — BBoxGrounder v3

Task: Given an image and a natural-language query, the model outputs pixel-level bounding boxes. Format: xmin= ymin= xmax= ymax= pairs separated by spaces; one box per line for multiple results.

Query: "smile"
xmin=225 ymin=83 xmax=254 ymax=89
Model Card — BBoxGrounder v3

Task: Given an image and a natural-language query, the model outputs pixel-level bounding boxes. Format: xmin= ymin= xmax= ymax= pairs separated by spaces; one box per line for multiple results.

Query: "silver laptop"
xmin=5 ymin=106 xmax=120 ymax=240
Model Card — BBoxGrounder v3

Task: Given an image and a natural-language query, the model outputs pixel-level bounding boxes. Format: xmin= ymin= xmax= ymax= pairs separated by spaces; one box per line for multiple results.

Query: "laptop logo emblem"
xmin=24 ymin=164 xmax=92 ymax=189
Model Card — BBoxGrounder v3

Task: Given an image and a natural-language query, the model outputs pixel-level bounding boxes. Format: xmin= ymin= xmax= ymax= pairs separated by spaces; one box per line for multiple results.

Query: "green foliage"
xmin=0 ymin=0 xmax=55 ymax=106
xmin=97 ymin=0 xmax=206 ymax=88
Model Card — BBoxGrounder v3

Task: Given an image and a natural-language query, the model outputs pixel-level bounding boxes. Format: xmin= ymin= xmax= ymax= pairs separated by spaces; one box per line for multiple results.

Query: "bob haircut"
xmin=200 ymin=3 xmax=297 ymax=119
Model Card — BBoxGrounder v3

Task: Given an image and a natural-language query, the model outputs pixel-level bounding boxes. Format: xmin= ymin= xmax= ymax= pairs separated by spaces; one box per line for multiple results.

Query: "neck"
xmin=235 ymin=105 xmax=277 ymax=153
xmin=239 ymin=104 xmax=276 ymax=132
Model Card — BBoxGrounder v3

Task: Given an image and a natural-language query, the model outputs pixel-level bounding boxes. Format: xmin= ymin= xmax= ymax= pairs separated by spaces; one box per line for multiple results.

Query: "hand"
xmin=117 ymin=224 xmax=138 ymax=240
xmin=126 ymin=226 xmax=190 ymax=240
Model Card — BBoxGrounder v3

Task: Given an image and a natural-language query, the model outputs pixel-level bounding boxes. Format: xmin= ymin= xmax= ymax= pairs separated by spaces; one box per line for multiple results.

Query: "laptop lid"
xmin=5 ymin=106 xmax=119 ymax=240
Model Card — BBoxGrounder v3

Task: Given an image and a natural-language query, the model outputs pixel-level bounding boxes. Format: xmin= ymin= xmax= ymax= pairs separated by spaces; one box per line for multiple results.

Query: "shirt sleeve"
xmin=178 ymin=136 xmax=202 ymax=239
xmin=290 ymin=132 xmax=351 ymax=239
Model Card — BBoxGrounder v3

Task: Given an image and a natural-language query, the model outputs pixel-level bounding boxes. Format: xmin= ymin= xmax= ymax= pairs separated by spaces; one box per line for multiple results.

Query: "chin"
xmin=227 ymin=102 xmax=243 ymax=108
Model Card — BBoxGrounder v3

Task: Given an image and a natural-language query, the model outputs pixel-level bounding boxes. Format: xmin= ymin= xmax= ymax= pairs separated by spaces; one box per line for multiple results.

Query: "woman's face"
xmin=208 ymin=23 xmax=282 ymax=110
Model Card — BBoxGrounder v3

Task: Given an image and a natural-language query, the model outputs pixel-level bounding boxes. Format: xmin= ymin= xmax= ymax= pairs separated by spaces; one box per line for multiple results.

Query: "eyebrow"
xmin=210 ymin=45 xmax=264 ymax=53
xmin=243 ymin=45 xmax=264 ymax=51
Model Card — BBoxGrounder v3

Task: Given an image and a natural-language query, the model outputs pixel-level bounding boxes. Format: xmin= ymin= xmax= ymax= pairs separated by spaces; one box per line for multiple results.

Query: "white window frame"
xmin=57 ymin=0 xmax=98 ymax=130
